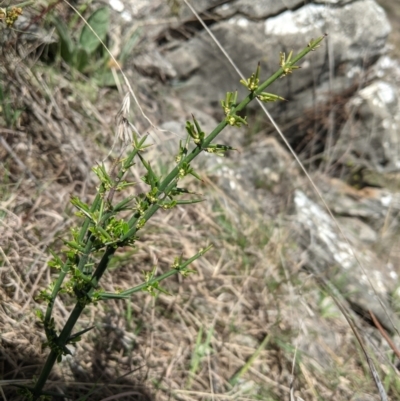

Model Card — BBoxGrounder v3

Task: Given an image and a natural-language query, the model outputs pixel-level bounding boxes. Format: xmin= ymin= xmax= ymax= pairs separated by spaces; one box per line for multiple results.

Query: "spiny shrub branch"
xmin=16 ymin=34 xmax=326 ymax=400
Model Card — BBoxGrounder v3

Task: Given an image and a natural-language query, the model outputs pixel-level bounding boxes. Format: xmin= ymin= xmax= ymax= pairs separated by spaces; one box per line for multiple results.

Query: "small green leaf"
xmin=92 ymin=164 xmax=113 ymax=189
xmin=63 ymin=240 xmax=85 ymax=253
xmin=97 ymin=292 xmax=130 ymax=300
xmin=35 ymin=309 xmax=44 ymax=321
xmin=258 ymin=92 xmax=285 ymax=103
xmin=221 ymin=91 xmax=238 ymax=116
xmin=139 ymin=154 xmax=159 ymax=188
xmin=113 ymin=195 xmax=135 ymax=212
xmin=67 ymin=326 xmax=95 ymax=343
xmin=70 ymin=196 xmax=96 ymax=221
xmin=204 ymin=143 xmax=236 ymax=156
xmin=240 ymin=62 xmax=260 ymax=91
xmin=48 ymin=249 xmax=63 ymax=269
xmin=52 ymin=15 xmax=74 ymax=63
xmin=79 ymin=7 xmax=110 ymax=54
xmin=186 ymin=170 xmax=200 ymax=182
xmin=169 ymin=187 xmax=193 ymax=197
xmin=119 ymin=28 xmax=141 ymax=64
xmin=175 ymin=199 xmax=204 ymax=205
xmin=74 ymin=46 xmax=90 ymax=72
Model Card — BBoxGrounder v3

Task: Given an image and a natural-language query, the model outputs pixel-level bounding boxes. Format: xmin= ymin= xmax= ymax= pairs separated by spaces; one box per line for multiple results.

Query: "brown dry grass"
xmin=1 ymin=6 xmax=399 ymax=401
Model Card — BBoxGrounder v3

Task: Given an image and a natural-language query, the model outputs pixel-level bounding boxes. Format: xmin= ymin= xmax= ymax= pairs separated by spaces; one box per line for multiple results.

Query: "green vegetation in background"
xmin=48 ymin=6 xmax=141 ymax=86
xmin=51 ymin=6 xmax=110 ymax=73
xmin=0 ymin=74 xmax=24 ymax=128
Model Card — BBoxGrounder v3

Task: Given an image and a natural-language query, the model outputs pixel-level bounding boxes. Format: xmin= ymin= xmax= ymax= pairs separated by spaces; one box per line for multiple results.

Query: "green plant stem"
xmin=121 ymin=37 xmax=327 ymax=242
xmin=36 ymin=193 xmax=102 ymax=399
xmin=243 ymin=36 xmax=327 ymax=107
xmin=32 ymin=246 xmax=115 ymax=400
xmin=125 ymin=176 xmax=180 ymax=237
xmin=30 ymin=36 xmax=325 ymax=399
xmin=229 ymin=333 xmax=271 ymax=385
xmin=33 ymin=242 xmax=206 ymax=398
xmin=34 ymin=141 xmax=147 ymax=397
xmin=90 ymin=246 xmax=116 ymax=287
xmin=76 ymin=140 xmax=143 ymax=273
xmin=32 ymin=301 xmax=91 ymax=399
xmin=13 ymin=1 xmax=35 ymax=8
xmin=103 ymin=245 xmax=212 ymax=298
xmin=43 ymin=194 xmax=102 ymax=327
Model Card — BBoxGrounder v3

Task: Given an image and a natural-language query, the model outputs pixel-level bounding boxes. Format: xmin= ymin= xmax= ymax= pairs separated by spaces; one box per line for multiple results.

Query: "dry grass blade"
xmin=0 ymin=136 xmax=35 ymax=180
xmin=313 ymin=274 xmax=389 ymax=401
xmin=370 ymin=309 xmax=400 ymax=360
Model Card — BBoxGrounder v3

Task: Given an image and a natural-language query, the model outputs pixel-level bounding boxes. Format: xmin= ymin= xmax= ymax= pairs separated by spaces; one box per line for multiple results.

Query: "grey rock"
xmin=336 ymin=216 xmax=378 ymax=244
xmin=179 ymin=0 xmax=228 ymax=20
xmin=133 ymin=49 xmax=177 ymax=80
xmin=335 ymin=79 xmax=400 ymax=171
xmin=294 ymin=189 xmax=399 ymax=333
xmin=165 ymin=0 xmax=390 ymax=119
xmin=207 ymin=129 xmax=400 ymax=334
xmin=214 ymin=0 xmax=304 ymax=19
xmin=209 ymin=136 xmax=299 ymax=218
xmin=314 ymin=0 xmax=356 ymax=4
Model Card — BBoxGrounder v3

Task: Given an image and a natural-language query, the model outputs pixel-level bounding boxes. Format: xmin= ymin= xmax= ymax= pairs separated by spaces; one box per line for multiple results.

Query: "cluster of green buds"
xmin=221 ymin=91 xmax=247 ymax=127
xmin=35 ymin=309 xmax=72 ymax=362
xmin=240 ymin=62 xmax=285 ymax=103
xmin=178 ymin=160 xmax=199 ymax=179
xmin=279 ymin=50 xmax=300 ymax=77
xmin=184 ymin=115 xmax=235 ymax=157
xmin=308 ymin=38 xmax=322 ymax=51
xmin=257 ymin=92 xmax=285 ymax=102
xmin=175 ymin=139 xmax=188 ymax=163
xmin=240 ymin=62 xmax=261 ymax=92
xmin=186 ymin=116 xmax=205 ymax=146
xmin=0 ymin=6 xmax=22 ymax=27
xmin=204 ymin=143 xmax=236 ymax=157
xmin=142 ymin=267 xmax=169 ymax=296
xmin=172 ymin=254 xmax=196 ymax=277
